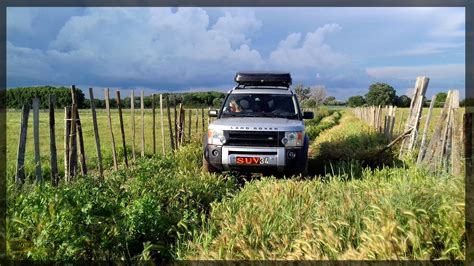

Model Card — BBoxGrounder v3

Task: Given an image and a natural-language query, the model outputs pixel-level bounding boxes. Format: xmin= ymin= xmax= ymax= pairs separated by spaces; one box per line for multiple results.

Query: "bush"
xmin=7 ymin=143 xmax=237 ymax=261
xmin=306 ymin=111 xmax=341 ymax=140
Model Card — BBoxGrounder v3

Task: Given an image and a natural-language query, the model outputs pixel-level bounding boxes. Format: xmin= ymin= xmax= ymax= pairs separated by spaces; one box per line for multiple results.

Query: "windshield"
xmin=221 ymin=93 xmax=299 ymax=119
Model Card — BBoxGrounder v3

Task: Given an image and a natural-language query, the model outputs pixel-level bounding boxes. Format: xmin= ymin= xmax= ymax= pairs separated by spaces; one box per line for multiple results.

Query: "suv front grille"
xmin=225 ymin=131 xmax=283 ymax=147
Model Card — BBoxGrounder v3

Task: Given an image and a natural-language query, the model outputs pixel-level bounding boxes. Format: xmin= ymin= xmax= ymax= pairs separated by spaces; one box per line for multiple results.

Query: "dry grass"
xmin=175 ymin=111 xmax=465 ymax=260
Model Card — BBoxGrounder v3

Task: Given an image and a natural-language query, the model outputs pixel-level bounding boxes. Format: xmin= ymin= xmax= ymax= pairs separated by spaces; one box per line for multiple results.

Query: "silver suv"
xmin=203 ymin=72 xmax=314 ymax=176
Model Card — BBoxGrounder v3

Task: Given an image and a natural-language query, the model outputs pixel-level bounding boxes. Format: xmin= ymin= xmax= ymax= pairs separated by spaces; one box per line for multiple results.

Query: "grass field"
xmin=6 ymin=108 xmax=210 ymax=181
xmin=175 ymin=112 xmax=465 ymax=260
xmin=6 ymin=108 xmax=465 ymax=260
xmin=7 ymin=106 xmax=461 ymax=182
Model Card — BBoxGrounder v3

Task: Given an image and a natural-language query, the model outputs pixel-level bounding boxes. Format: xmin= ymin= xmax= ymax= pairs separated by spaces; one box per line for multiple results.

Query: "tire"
xmin=202 ymin=155 xmax=220 ymax=174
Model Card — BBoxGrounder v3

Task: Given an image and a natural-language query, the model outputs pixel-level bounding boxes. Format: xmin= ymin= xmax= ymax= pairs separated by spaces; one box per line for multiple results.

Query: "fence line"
xmin=352 ymin=77 xmax=463 ymax=176
xmin=49 ymin=95 xmax=59 ymax=186
xmin=89 ymin=88 xmax=103 ymax=178
xmin=13 ymin=87 xmax=214 ymax=186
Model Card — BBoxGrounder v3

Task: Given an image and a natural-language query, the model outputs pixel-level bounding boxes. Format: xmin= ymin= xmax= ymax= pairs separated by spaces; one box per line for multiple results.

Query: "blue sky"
xmin=7 ymin=7 xmax=465 ymax=100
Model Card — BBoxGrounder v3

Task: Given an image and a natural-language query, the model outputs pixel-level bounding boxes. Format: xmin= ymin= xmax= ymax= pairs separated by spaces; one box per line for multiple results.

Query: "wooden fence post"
xmin=141 ymin=90 xmax=145 ymax=157
xmin=208 ymin=107 xmax=211 ymax=126
xmin=399 ymin=77 xmax=429 ymax=158
xmin=389 ymin=106 xmax=397 ymax=140
xmin=416 ymin=95 xmax=436 ymax=165
xmin=116 ymin=90 xmax=128 ymax=167
xmin=166 ymin=96 xmax=175 ymax=152
xmin=15 ymin=104 xmax=30 ymax=185
xmin=105 ymin=88 xmax=118 ymax=171
xmin=174 ymin=100 xmax=178 ymax=148
xmin=64 ymin=107 xmax=71 ymax=182
xmin=422 ymin=91 xmax=453 ymax=171
xmin=201 ymin=108 xmax=205 ymax=133
xmin=89 ymin=88 xmax=103 ymax=178
xmin=152 ymin=94 xmax=156 ymax=155
xmin=195 ymin=109 xmax=199 ymax=134
xmin=131 ymin=90 xmax=136 ymax=162
xmin=33 ymin=98 xmax=42 ymax=182
xmin=160 ymin=94 xmax=165 ymax=154
xmin=178 ymin=103 xmax=184 ymax=146
xmin=188 ymin=109 xmax=192 ymax=142
xmin=75 ymin=107 xmax=87 ymax=176
xmin=49 ymin=95 xmax=58 ymax=186
xmin=463 ymin=112 xmax=473 ymax=261
xmin=68 ymin=86 xmax=78 ymax=180
xmin=452 ymin=102 xmax=462 ymax=176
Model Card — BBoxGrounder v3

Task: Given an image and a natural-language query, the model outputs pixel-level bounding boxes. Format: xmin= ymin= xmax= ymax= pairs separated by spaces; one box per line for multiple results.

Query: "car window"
xmin=221 ymin=94 xmax=298 ymax=119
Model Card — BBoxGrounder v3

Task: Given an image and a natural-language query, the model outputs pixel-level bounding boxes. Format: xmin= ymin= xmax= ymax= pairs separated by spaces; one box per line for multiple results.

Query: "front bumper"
xmin=204 ymin=144 xmax=305 ymax=173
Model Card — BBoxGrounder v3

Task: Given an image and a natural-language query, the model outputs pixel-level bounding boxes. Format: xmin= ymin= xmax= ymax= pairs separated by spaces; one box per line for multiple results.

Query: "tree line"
xmin=346 ymin=82 xmax=470 ymax=108
xmin=6 ymin=86 xmax=225 ymax=109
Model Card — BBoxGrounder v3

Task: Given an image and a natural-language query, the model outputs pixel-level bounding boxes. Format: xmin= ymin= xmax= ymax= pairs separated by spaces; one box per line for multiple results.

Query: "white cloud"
xmin=8 ymin=7 xmax=266 ymax=88
xmin=366 ymin=64 xmax=465 ymax=80
xmin=6 ymin=7 xmax=465 ymax=97
xmin=269 ymin=24 xmax=347 ymax=69
xmin=394 ymin=42 xmax=464 ymax=56
xmin=210 ymin=11 xmax=262 ymax=47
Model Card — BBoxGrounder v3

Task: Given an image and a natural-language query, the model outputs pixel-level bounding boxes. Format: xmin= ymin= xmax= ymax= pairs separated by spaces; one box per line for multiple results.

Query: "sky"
xmin=6 ymin=7 xmax=465 ymax=100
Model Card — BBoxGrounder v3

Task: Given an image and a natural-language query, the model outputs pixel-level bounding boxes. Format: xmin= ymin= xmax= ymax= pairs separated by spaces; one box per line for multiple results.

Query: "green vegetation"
xmin=6 ymin=106 xmax=465 ymax=261
xmin=434 ymin=92 xmax=448 ymax=107
xmin=347 ymin=82 xmax=416 ymax=108
xmin=176 ymin=112 xmax=465 ymax=260
xmin=6 ymin=108 xmax=209 ymax=182
xmin=177 ymin=168 xmax=463 ymax=260
xmin=309 ymin=112 xmax=393 ymax=176
xmin=305 ymin=110 xmax=341 ymax=140
xmin=347 ymin=95 xmax=366 ymax=107
xmin=365 ymin=82 xmax=397 ymax=106
xmin=7 ymin=143 xmax=237 ymax=260
xmin=6 ymin=86 xmax=85 ymax=109
xmin=6 ymin=86 xmax=225 ymax=109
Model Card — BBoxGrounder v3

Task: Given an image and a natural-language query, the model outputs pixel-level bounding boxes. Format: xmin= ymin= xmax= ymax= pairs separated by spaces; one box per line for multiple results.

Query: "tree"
xmin=6 ymin=86 xmax=85 ymax=109
xmin=212 ymin=97 xmax=223 ymax=108
xmin=294 ymin=84 xmax=311 ymax=102
xmin=365 ymin=82 xmax=397 ymax=106
xmin=301 ymin=98 xmax=318 ymax=108
xmin=323 ymin=96 xmax=336 ymax=105
xmin=309 ymin=86 xmax=327 ymax=107
xmin=395 ymin=95 xmax=411 ymax=107
xmin=434 ymin=92 xmax=447 ymax=107
xmin=347 ymin=96 xmax=366 ymax=107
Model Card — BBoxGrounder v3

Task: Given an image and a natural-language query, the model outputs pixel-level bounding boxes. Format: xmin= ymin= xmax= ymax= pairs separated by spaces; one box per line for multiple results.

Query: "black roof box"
xmin=234 ymin=72 xmax=292 ymax=87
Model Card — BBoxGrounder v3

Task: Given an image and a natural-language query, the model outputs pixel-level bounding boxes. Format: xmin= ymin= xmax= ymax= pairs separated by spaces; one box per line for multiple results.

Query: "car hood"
xmin=208 ymin=117 xmax=304 ymax=132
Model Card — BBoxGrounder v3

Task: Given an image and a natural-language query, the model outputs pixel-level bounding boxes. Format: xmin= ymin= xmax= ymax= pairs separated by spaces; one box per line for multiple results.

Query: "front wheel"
xmin=202 ymin=155 xmax=220 ymax=174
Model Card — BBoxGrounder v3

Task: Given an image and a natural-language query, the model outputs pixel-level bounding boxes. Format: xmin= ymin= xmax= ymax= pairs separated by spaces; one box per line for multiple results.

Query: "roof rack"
xmin=234 ymin=72 xmax=292 ymax=87
xmin=235 ymin=85 xmax=290 ymax=90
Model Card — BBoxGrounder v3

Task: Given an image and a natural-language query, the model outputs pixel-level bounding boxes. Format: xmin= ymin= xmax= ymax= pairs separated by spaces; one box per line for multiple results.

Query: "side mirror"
xmin=208 ymin=109 xmax=219 ymax=117
xmin=303 ymin=111 xmax=314 ymax=119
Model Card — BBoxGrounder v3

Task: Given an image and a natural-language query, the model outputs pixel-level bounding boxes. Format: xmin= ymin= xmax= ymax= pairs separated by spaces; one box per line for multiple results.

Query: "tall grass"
xmin=176 ymin=111 xmax=465 ymax=260
xmin=176 ymin=164 xmax=464 ymax=260
xmin=309 ymin=112 xmax=397 ymax=177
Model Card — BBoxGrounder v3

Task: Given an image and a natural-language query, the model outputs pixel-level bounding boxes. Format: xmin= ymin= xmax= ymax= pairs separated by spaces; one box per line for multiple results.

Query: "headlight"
xmin=282 ymin=131 xmax=303 ymax=147
xmin=207 ymin=129 xmax=226 ymax=145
